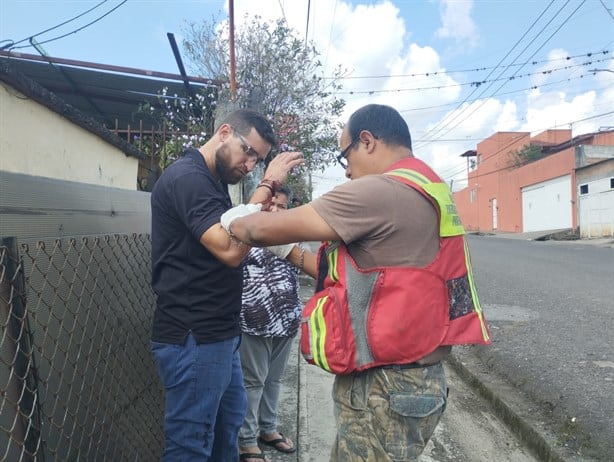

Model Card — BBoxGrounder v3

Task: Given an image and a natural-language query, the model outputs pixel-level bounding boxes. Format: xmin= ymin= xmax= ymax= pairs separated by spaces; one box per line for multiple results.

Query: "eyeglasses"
xmin=232 ymin=128 xmax=262 ymax=166
xmin=336 ymin=139 xmax=357 ymax=169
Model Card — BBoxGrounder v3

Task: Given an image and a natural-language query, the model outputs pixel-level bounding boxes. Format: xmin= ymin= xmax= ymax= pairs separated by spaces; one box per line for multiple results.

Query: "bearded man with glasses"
xmin=226 ymin=104 xmax=491 ymax=461
xmin=150 ymin=109 xmax=303 ymax=461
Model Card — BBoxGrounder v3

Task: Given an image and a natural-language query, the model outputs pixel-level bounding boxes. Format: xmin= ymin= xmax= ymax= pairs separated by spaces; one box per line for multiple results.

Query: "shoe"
xmin=258 ymin=432 xmax=296 ymax=454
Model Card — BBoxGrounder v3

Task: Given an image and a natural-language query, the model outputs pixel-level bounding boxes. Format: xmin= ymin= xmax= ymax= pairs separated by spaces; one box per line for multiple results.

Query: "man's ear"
xmin=360 ymin=130 xmax=377 ymax=154
xmin=217 ymin=123 xmax=232 ymax=141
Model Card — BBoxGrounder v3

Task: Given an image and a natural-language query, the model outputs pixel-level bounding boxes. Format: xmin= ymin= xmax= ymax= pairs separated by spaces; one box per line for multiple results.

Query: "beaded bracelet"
xmin=256 ymin=182 xmax=274 ymax=194
xmin=257 ymin=179 xmax=281 ymax=195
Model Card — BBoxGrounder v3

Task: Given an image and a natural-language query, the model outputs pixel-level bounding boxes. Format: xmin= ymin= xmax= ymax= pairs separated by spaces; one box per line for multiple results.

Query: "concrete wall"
xmin=0 ymin=83 xmax=138 ymax=190
xmin=455 ymin=130 xmax=614 ymax=234
xmin=455 ymin=131 xmax=576 ymax=233
xmin=576 ymin=159 xmax=614 ymax=238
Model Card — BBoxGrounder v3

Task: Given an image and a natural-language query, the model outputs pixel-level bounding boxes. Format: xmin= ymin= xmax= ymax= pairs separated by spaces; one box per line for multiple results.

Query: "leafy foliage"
xmin=508 ymin=144 xmax=546 ymax=168
xmin=182 ymin=15 xmax=346 ymax=174
xmin=136 ymin=87 xmax=218 ymax=170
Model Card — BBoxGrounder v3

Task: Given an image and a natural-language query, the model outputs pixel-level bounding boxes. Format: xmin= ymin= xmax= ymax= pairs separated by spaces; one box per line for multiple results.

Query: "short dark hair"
xmin=346 ymin=104 xmax=412 ymax=150
xmin=219 ymin=109 xmax=278 ymax=148
xmin=278 ymin=184 xmax=292 ymax=200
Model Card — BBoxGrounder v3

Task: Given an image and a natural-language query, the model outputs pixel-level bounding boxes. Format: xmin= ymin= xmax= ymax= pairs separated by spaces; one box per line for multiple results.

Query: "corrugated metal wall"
xmin=0 ymin=171 xmax=162 ymax=461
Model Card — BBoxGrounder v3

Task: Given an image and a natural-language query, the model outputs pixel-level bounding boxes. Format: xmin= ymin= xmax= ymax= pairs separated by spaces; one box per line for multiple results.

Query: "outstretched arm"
xmin=230 ymin=204 xmax=340 ymax=248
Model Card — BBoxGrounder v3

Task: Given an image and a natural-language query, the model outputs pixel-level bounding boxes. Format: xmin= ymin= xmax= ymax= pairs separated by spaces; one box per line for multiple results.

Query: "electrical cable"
xmin=323 ymin=0 xmax=338 ymax=70
xmin=417 ymin=0 xmax=571 ymax=149
xmin=335 ymin=56 xmax=611 ymax=95
xmin=9 ymin=1 xmax=127 ymax=51
xmin=304 ymin=0 xmax=311 ymax=47
xmin=438 ymin=110 xmax=614 ymax=182
xmin=4 ymin=0 xmax=107 ymax=49
xmin=324 ymin=50 xmax=609 ymax=80
xmin=399 ymin=79 xmax=613 ymax=115
xmin=599 ymin=0 xmax=614 ymax=21
xmin=277 ymin=0 xmax=288 ymax=24
xmin=417 ymin=0 xmax=586 ymax=150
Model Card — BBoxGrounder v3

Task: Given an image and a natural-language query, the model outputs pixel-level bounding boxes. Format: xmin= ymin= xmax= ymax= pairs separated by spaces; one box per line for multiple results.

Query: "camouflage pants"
xmin=330 ymin=362 xmax=447 ymax=462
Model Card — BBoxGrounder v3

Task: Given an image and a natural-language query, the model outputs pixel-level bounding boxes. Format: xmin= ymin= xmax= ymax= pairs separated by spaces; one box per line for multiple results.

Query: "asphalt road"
xmin=465 ymin=235 xmax=614 ymax=460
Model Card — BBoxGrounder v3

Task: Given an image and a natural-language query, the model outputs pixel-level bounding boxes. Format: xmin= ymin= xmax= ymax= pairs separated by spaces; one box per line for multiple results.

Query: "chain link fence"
xmin=1 ymin=234 xmax=163 ymax=461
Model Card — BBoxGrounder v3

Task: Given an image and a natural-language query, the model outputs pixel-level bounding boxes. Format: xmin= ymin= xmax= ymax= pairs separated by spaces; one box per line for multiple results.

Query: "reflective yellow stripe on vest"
xmin=386 ymin=168 xmax=465 ymax=237
xmin=327 ymin=245 xmax=339 ymax=282
xmin=463 ymin=238 xmax=490 ymax=341
xmin=310 ymin=296 xmax=331 ymax=372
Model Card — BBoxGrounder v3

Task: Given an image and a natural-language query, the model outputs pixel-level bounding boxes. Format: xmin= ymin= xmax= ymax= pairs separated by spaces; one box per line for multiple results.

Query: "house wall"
xmin=576 ymin=159 xmax=614 ymax=238
xmin=455 ymin=131 xmax=576 ymax=233
xmin=455 ymin=130 xmax=614 ymax=234
xmin=0 ymin=84 xmax=138 ymax=190
xmin=531 ymin=129 xmax=572 ymax=145
xmin=458 ymin=132 xmax=530 ymax=232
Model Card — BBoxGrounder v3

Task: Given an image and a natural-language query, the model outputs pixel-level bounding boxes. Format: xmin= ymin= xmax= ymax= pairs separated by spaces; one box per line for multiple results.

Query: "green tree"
xmin=182 ymin=15 xmax=346 ymax=198
xmin=508 ymin=144 xmax=546 ymax=168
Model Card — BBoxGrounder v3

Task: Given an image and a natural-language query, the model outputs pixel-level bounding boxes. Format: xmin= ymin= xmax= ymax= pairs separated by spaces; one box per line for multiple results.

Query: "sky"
xmin=1 ymin=0 xmax=613 ymax=197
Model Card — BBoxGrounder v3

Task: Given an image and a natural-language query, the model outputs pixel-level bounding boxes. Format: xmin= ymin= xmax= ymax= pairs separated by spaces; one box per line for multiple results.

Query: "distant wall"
xmin=576 ymin=159 xmax=614 ymax=238
xmin=0 ymin=83 xmax=138 ymax=190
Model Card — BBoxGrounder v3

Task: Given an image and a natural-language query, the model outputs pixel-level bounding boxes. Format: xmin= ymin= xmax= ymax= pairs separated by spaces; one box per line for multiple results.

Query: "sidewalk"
xmin=471 ymin=228 xmax=614 ymax=248
xmin=267 ymin=277 xmax=554 ymax=462
xmin=263 ymin=276 xmax=333 ymax=462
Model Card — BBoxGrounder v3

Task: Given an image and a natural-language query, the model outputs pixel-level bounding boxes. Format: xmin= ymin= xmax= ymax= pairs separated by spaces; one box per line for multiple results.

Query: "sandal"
xmin=258 ymin=432 xmax=296 ymax=454
xmin=239 ymin=451 xmax=270 ymax=461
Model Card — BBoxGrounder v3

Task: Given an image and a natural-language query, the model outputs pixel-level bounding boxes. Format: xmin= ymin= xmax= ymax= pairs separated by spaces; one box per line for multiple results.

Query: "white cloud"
xmin=522 ymin=89 xmax=599 ymax=134
xmin=435 ymin=0 xmax=478 ymax=48
xmin=227 ymin=1 xmax=610 ymax=197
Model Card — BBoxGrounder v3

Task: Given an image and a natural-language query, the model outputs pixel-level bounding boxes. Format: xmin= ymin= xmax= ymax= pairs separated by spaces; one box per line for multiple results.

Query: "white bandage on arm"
xmin=220 ymin=203 xmax=262 ymax=232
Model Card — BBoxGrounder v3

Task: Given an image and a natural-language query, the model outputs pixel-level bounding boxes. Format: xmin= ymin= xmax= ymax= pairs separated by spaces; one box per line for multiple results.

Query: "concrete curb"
xmin=297 ymin=340 xmax=309 ymax=461
xmin=446 ymin=351 xmax=571 ymax=462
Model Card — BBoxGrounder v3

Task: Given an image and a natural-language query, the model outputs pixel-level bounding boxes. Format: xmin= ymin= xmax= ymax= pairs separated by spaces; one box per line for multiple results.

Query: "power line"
xmin=277 ymin=0 xmax=288 ymax=24
xmin=414 ymin=0 xmax=560 ymax=150
xmin=304 ymin=0 xmax=311 ymax=47
xmin=9 ymin=1 xmax=127 ymax=51
xmin=437 ymin=108 xmax=614 ymax=181
xmin=324 ymin=50 xmax=609 ymax=80
xmin=448 ymin=116 xmax=613 ymax=184
xmin=418 ymin=0 xmax=586 ymax=151
xmin=335 ymin=56 xmax=611 ymax=95
xmin=323 ymin=0 xmax=338 ymax=70
xmin=399 ymin=79 xmax=613 ymax=115
xmin=438 ymin=110 xmax=614 ymax=182
xmin=599 ymin=0 xmax=614 ymax=20
xmin=0 ymin=0 xmax=108 ymax=50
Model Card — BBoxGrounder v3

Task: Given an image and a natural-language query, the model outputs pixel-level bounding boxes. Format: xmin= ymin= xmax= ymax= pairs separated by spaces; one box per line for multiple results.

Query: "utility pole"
xmin=229 ymin=0 xmax=237 ymax=100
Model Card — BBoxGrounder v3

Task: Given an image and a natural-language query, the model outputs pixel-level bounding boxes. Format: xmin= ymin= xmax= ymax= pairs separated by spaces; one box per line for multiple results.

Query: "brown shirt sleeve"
xmin=311 ymin=174 xmax=439 ymax=269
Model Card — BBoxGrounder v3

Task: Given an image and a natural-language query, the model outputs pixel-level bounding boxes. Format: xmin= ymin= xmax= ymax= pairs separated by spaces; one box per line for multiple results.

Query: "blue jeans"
xmin=151 ymin=333 xmax=247 ymax=461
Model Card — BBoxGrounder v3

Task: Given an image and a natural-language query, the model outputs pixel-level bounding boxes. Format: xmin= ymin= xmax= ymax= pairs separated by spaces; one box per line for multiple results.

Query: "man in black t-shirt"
xmin=150 ymin=109 xmax=302 ymax=461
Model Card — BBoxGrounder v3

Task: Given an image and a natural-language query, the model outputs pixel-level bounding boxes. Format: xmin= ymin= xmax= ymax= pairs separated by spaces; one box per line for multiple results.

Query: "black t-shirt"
xmin=150 ymin=148 xmax=242 ymax=344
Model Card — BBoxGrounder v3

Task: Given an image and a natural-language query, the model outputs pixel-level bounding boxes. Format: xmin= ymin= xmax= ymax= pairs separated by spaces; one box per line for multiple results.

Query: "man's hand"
xmin=263 ymin=151 xmax=304 ymax=184
xmin=220 ymin=203 xmax=262 ymax=232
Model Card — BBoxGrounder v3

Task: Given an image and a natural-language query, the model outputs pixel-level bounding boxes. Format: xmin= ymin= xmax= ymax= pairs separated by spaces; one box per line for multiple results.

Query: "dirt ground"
xmin=420 ymin=364 xmax=540 ymax=462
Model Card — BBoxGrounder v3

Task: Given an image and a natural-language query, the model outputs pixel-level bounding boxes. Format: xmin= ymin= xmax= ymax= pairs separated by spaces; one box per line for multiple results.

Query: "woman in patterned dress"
xmin=238 ymin=186 xmax=316 ymax=461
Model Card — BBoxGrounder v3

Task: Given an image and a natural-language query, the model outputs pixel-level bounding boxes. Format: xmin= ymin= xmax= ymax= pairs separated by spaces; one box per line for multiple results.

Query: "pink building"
xmin=453 ymin=129 xmax=614 ymax=235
